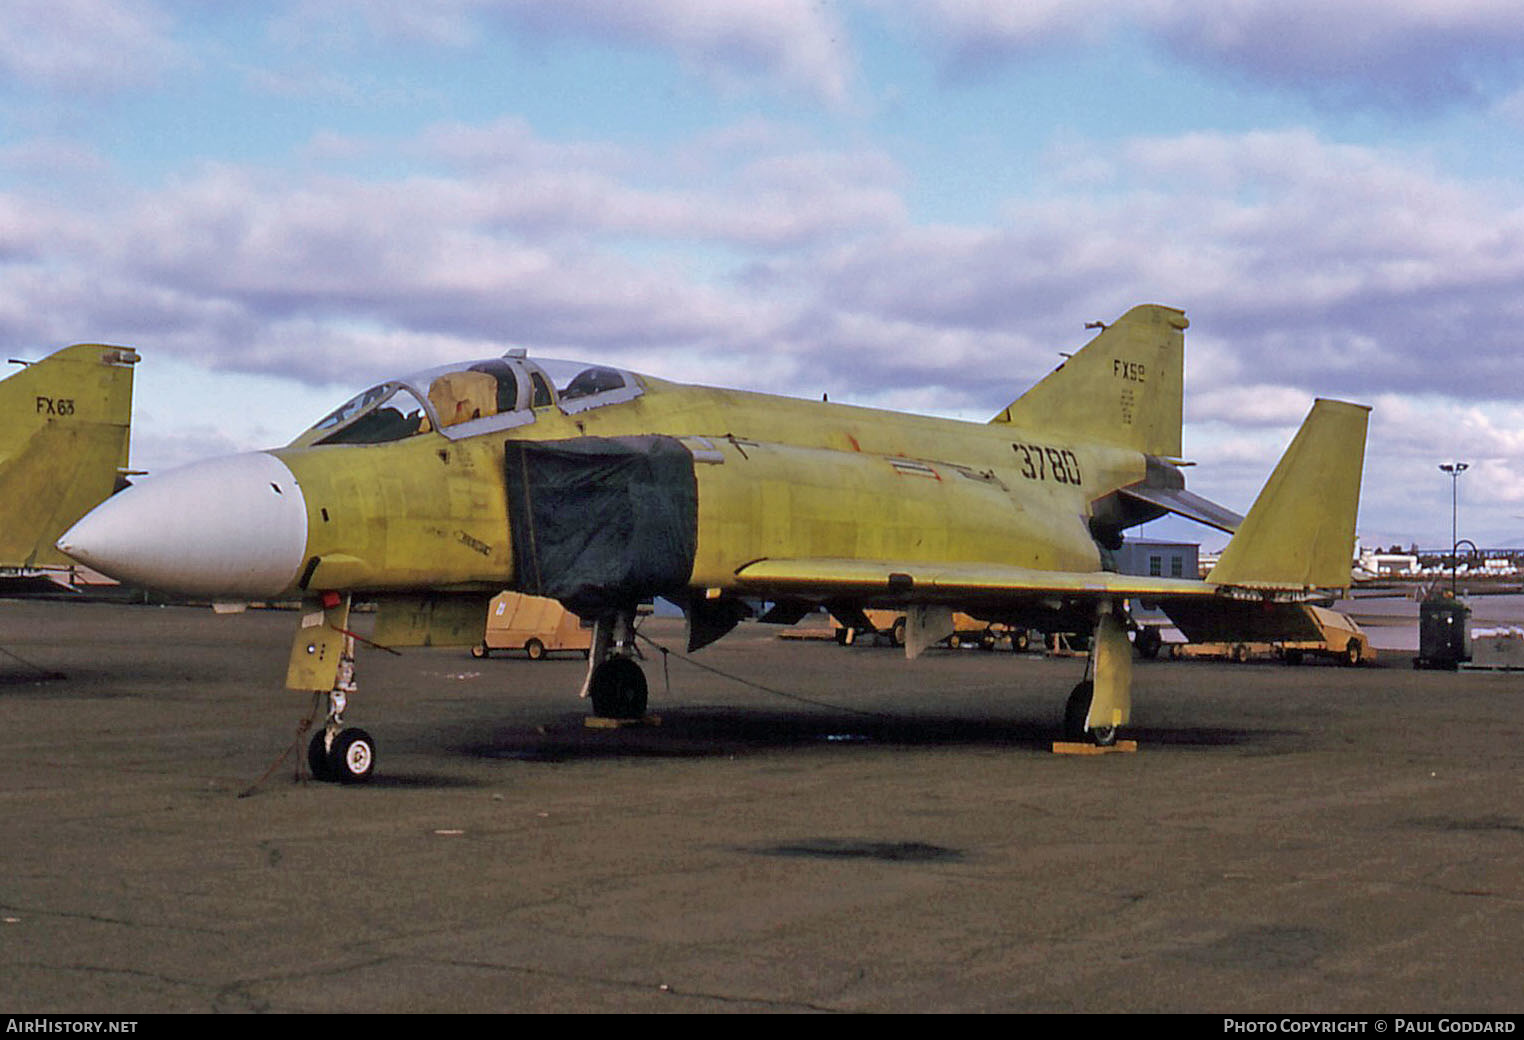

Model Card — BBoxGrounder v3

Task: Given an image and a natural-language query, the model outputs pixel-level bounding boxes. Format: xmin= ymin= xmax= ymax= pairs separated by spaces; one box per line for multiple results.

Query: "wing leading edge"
xmin=733 ymin=557 xmax=1215 ymax=604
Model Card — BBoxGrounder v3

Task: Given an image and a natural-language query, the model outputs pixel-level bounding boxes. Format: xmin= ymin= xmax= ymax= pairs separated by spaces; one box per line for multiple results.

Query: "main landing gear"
xmin=1059 ymin=603 xmax=1133 ymax=747
xmin=582 ymin=606 xmax=649 ymax=720
xmin=1064 ymin=680 xmax=1117 ymax=747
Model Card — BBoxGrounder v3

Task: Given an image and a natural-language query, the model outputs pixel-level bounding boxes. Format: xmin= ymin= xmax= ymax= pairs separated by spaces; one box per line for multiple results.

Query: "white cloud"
xmin=0 ymin=0 xmax=181 ymax=92
xmin=488 ymin=0 xmax=856 ymax=105
xmin=1189 ymin=386 xmax=1315 ymax=427
xmin=12 ymin=121 xmax=1521 ymax=419
xmin=893 ymin=0 xmax=1524 ymax=107
xmin=282 ymin=0 xmax=856 ymax=105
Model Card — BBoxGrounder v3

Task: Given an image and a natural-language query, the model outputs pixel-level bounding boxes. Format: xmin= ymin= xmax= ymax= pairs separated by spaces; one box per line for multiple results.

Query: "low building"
xmin=1358 ymin=550 xmax=1420 ymax=576
xmin=1115 ymin=539 xmax=1199 ymax=580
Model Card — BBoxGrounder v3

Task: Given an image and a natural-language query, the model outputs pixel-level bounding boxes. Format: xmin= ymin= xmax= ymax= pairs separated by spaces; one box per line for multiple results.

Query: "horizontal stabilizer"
xmin=1120 ymin=485 xmax=1243 ymax=534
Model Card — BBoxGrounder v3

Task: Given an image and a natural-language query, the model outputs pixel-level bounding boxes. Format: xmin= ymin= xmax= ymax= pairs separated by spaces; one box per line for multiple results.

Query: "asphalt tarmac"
xmin=1 ymin=598 xmax=1521 ymax=1014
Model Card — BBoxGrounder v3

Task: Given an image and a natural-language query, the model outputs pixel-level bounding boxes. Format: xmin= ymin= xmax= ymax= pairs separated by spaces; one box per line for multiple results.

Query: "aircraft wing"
xmin=733 ymin=557 xmax=1328 ymax=648
xmin=733 ymin=557 xmax=1217 ymax=603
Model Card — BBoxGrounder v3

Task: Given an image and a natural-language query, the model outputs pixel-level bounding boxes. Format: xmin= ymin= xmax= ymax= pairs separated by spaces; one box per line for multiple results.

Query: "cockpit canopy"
xmin=293 ymin=354 xmax=644 ymax=447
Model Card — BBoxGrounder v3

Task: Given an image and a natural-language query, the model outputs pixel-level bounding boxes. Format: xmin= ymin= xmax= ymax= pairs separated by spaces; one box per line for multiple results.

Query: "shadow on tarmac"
xmin=452 ymin=707 xmax=1282 ymax=764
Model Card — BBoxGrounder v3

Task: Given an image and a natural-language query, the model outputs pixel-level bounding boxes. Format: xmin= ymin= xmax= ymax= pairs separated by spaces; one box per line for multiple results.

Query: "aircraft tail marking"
xmin=1207 ymin=399 xmax=1370 ymax=590
xmin=0 ymin=344 xmax=138 ymax=568
xmin=991 ymin=303 xmax=1186 ymax=458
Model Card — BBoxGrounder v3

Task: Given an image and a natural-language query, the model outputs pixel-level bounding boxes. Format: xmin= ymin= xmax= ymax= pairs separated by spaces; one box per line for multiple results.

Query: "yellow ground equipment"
xmin=1167 ymin=604 xmax=1372 ymax=666
xmin=473 ymin=592 xmax=592 ymax=660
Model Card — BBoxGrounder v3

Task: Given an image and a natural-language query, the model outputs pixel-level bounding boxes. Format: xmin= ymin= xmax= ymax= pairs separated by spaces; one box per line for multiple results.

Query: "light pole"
xmin=1439 ymin=462 xmax=1469 ymax=595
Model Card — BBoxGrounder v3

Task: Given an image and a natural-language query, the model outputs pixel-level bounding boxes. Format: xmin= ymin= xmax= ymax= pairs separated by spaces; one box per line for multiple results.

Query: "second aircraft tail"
xmin=0 ymin=344 xmax=139 ymax=568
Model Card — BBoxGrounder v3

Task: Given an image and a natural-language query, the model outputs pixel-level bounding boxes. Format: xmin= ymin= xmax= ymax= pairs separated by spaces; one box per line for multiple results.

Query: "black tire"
xmin=525 ymin=638 xmax=546 ymax=661
xmin=980 ymin=630 xmax=996 ymax=651
xmin=590 ymin=658 xmax=648 ymax=719
xmin=1064 ymin=681 xmax=1091 ymax=740
xmin=470 ymin=643 xmax=489 ymax=659
xmin=308 ymin=731 xmax=334 ymax=782
xmin=1134 ymin=626 xmax=1162 ymax=660
xmin=1011 ymin=630 xmax=1030 ymax=653
xmin=1283 ymin=649 xmax=1304 ymax=666
xmin=1344 ymin=640 xmax=1362 ymax=667
xmin=891 ymin=618 xmax=906 ymax=648
xmin=949 ymin=634 xmax=963 ymax=649
xmin=1231 ymin=643 xmax=1250 ymax=663
xmin=330 ymin=728 xmax=376 ymax=784
xmin=1063 ymin=680 xmax=1118 ymax=747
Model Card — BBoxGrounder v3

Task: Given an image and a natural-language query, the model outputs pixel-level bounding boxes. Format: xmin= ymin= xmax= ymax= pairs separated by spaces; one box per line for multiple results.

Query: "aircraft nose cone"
xmin=57 ymin=452 xmax=309 ymax=599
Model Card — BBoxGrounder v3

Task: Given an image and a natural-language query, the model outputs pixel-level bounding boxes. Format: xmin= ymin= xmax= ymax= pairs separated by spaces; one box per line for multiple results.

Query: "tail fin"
xmin=991 ymin=303 xmax=1186 ymax=458
xmin=1207 ymin=399 xmax=1370 ymax=590
xmin=0 ymin=344 xmax=139 ymax=568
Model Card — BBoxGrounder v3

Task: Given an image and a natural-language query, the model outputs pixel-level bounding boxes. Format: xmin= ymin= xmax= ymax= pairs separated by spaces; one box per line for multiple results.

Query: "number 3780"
xmin=1012 ymin=443 xmax=1082 ymax=484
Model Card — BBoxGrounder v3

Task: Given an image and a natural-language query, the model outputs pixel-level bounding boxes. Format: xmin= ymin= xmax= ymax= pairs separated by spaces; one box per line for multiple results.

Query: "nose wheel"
xmin=309 ymin=662 xmax=376 ymax=783
xmin=293 ymin=598 xmax=378 ymax=784
xmin=308 ymin=726 xmax=376 ymax=784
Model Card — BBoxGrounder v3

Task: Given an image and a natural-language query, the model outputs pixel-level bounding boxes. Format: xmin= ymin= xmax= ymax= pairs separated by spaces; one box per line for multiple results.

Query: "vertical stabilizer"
xmin=991 ymin=304 xmax=1186 ymax=458
xmin=0 ymin=344 xmax=138 ymax=568
xmin=1207 ymin=399 xmax=1370 ymax=590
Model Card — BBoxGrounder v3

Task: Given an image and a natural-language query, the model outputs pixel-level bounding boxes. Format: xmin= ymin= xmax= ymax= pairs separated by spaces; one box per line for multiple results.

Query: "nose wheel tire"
xmin=309 ymin=728 xmax=376 ymax=784
xmin=330 ymin=728 xmax=376 ymax=784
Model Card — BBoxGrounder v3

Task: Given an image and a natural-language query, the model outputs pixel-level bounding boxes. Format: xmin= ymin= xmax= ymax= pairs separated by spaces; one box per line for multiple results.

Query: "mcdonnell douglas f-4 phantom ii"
xmin=58 ymin=305 xmax=1368 ymax=782
xmin=1 ymin=343 xmax=138 ymax=590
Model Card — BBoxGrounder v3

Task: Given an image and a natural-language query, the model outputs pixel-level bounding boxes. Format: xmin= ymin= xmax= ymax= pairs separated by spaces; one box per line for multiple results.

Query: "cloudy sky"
xmin=5 ymin=0 xmax=1524 ymax=551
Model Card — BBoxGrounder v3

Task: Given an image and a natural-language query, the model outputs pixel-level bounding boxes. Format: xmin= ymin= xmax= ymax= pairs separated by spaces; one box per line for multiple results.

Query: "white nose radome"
xmin=57 ymin=452 xmax=309 ymax=599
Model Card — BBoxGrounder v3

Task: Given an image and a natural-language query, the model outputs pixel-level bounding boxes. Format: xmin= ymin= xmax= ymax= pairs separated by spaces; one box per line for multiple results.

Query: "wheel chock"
xmin=584 ymin=714 xmax=662 ymax=730
xmin=1051 ymin=739 xmax=1138 ymax=755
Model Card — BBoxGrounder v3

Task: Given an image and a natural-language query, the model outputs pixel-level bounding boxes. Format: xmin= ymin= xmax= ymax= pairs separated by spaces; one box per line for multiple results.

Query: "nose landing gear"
xmin=291 ymin=592 xmax=377 ymax=784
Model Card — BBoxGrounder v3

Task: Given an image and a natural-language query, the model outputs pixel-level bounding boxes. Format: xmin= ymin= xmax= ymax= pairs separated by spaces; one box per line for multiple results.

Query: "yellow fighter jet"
xmin=58 ymin=305 xmax=1367 ymax=782
xmin=1 ymin=343 xmax=139 ymax=587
